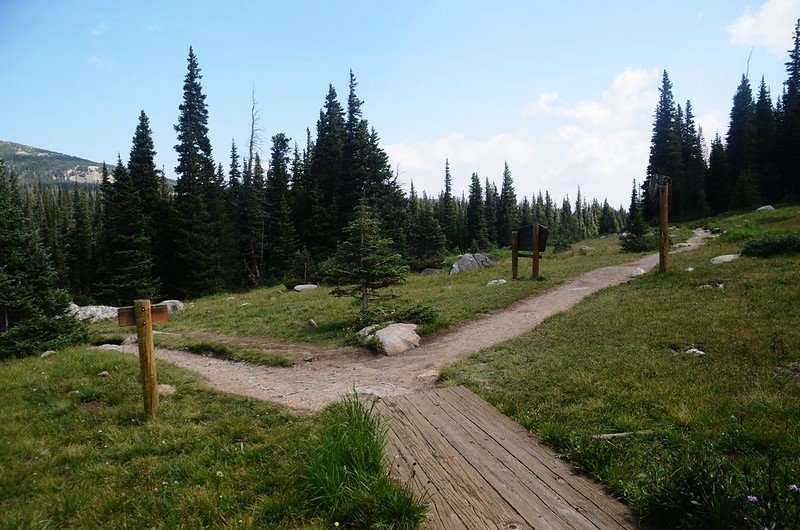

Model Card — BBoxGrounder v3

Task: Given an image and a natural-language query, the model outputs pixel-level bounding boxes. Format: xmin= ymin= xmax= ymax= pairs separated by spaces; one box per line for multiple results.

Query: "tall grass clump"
xmin=741 ymin=233 xmax=800 ymax=257
xmin=300 ymin=394 xmax=427 ymax=528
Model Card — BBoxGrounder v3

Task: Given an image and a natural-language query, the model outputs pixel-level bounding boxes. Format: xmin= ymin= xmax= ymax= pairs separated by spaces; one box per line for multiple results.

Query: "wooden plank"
xmin=444 ymin=386 xmax=637 ymax=528
xmin=414 ymin=390 xmax=599 ymax=529
xmin=118 ymin=303 xmax=168 ymax=326
xmin=378 ymin=395 xmax=523 ymax=528
xmin=407 ymin=391 xmax=570 ymax=530
xmin=376 ymin=400 xmax=466 ymax=530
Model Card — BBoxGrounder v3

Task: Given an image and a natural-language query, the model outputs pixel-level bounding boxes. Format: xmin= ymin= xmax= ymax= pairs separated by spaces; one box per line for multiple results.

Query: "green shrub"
xmin=619 ymin=231 xmax=659 ymax=253
xmin=300 ymin=394 xmax=427 ymax=528
xmin=741 ymin=233 xmax=800 ymax=257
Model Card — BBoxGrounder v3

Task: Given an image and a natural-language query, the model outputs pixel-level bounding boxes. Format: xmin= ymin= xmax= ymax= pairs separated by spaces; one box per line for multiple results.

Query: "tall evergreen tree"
xmin=754 ymin=77 xmax=779 ymax=203
xmin=497 ymin=162 xmax=518 ymax=247
xmin=265 ymin=133 xmax=297 ymax=277
xmin=170 ymin=47 xmax=223 ymax=298
xmin=436 ymin=159 xmax=457 ymax=249
xmin=680 ymin=100 xmax=709 ymax=218
xmin=466 ymin=173 xmax=490 ymax=251
xmin=706 ymin=133 xmax=732 ymax=215
xmin=727 ymin=74 xmax=760 ymax=208
xmin=779 ymin=19 xmax=800 ymax=199
xmin=646 ymin=70 xmax=683 ymax=222
xmin=484 ymin=178 xmax=499 ymax=246
xmin=65 ymin=183 xmax=96 ymax=303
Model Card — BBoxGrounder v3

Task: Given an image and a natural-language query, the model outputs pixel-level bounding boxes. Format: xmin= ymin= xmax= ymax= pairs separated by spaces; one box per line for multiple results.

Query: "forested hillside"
xmin=0 ymin=140 xmax=104 ymax=186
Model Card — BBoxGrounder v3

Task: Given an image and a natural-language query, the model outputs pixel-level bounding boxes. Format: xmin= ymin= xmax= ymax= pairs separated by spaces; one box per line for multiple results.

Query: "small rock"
xmin=157 ymin=384 xmax=176 ymax=396
xmin=240 ymin=302 xmax=250 ymax=306
xmin=756 ymin=205 xmax=775 ymax=212
xmin=374 ymin=323 xmax=420 ymax=356
xmin=40 ymin=350 xmax=55 ymax=358
xmin=293 ymin=284 xmax=319 ymax=293
xmin=307 ymin=319 xmax=318 ymax=328
xmin=357 ymin=325 xmax=379 ymax=337
xmin=685 ymin=348 xmax=706 ymax=356
xmin=122 ymin=334 xmax=138 ymax=345
xmin=630 ymin=267 xmax=647 ymax=277
xmin=303 ymin=355 xmax=315 ymax=362
xmin=487 ymin=279 xmax=507 ymax=286
xmin=710 ymin=254 xmax=740 ymax=265
xmin=226 ymin=296 xmax=235 ymax=300
xmin=161 ymin=300 xmax=184 ymax=312
xmin=711 ymin=227 xmax=722 ymax=234
xmin=418 ymin=370 xmax=439 ymax=379
xmin=579 ymin=246 xmax=595 ymax=255
xmin=685 ymin=267 xmax=695 ymax=272
xmin=421 ymin=268 xmax=442 ymax=276
xmin=97 ymin=371 xmax=110 ymax=377
xmin=676 ymin=242 xmax=691 ymax=248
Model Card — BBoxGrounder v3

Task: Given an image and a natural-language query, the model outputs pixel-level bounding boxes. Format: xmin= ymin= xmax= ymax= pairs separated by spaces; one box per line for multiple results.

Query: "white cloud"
xmin=146 ymin=24 xmax=164 ymax=33
xmin=91 ymin=21 xmax=108 ymax=36
xmin=385 ymin=68 xmax=660 ymax=207
xmin=88 ymin=56 xmax=114 ymax=69
xmin=728 ymin=0 xmax=800 ymax=56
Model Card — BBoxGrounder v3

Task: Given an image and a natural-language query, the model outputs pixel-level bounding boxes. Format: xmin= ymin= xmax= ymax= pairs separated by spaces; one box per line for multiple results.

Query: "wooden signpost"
xmin=118 ymin=300 xmax=169 ymax=418
xmin=511 ymin=224 xmax=548 ymax=279
xmin=652 ymin=174 xmax=671 ymax=273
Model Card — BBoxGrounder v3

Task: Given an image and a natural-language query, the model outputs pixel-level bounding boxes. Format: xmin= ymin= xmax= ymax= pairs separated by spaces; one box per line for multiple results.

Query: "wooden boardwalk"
xmin=375 ymin=386 xmax=639 ymax=529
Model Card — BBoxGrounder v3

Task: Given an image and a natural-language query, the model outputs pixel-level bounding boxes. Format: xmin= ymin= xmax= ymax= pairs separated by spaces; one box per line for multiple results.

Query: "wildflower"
xmin=216 ymin=471 xmax=224 ymax=478
xmin=334 ymin=523 xmax=340 ymax=528
xmin=746 ymin=495 xmax=758 ymax=503
xmin=790 ymin=484 xmax=799 ymax=492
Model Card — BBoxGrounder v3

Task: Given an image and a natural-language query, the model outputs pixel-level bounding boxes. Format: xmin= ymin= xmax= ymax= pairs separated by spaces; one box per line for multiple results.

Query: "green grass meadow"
xmin=0 ymin=348 xmax=425 ymax=529
xmin=91 ymin=232 xmax=682 ymax=347
xmin=441 ymin=206 xmax=800 ymax=528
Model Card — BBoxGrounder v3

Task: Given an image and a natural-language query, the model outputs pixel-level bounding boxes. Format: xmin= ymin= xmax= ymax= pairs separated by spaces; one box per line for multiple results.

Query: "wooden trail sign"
xmin=652 ymin=174 xmax=671 ymax=273
xmin=117 ymin=300 xmax=168 ymax=418
xmin=511 ymin=224 xmax=548 ymax=279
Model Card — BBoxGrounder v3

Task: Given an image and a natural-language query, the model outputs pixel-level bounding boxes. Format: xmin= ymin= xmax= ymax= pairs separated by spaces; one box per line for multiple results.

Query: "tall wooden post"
xmin=658 ymin=180 xmax=669 ymax=273
xmin=532 ymin=223 xmax=540 ymax=278
xmin=134 ymin=299 xmax=159 ymax=417
xmin=511 ymin=230 xmax=519 ymax=280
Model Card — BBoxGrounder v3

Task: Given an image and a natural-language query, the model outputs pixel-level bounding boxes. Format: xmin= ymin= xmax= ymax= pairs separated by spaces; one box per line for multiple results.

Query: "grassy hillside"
xmin=0 ymin=140 xmax=104 ymax=185
xmin=441 ymin=206 xmax=800 ymax=528
xmin=92 ymin=231 xmax=690 ymax=346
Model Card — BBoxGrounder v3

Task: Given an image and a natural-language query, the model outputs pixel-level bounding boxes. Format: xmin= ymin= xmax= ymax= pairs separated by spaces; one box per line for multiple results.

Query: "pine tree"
xmin=779 ymin=19 xmax=800 ymax=200
xmin=466 ymin=173 xmax=490 ymax=251
xmin=646 ymin=70 xmax=684 ymax=223
xmin=484 ymin=178 xmax=499 ymax=246
xmin=265 ymin=133 xmax=297 ymax=278
xmin=598 ymin=199 xmax=618 ymax=235
xmin=324 ymin=201 xmax=409 ymax=311
xmin=706 ymin=133 xmax=732 ymax=215
xmin=170 ymin=47 xmax=223 ymax=298
xmin=436 ymin=159 xmax=458 ymax=249
xmin=0 ymin=161 xmax=87 ymax=357
xmin=65 ymin=184 xmax=96 ymax=303
xmin=519 ymin=196 xmax=533 ymax=227
xmin=754 ymin=77 xmax=779 ymax=203
xmin=620 ymin=180 xmax=654 ymax=252
xmin=497 ymin=162 xmax=518 ymax=246
xmin=680 ymin=100 xmax=709 ymax=218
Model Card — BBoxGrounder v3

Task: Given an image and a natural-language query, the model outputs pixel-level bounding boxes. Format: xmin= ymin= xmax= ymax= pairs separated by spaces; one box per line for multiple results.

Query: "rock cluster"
xmin=450 ymin=253 xmax=493 ymax=274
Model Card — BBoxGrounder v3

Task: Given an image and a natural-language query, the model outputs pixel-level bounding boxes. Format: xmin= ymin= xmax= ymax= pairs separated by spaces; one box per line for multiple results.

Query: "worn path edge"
xmin=101 ymin=229 xmax=715 ymax=412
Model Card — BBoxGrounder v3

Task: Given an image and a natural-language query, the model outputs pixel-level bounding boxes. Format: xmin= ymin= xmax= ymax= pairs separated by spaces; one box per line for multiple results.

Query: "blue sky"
xmin=1 ymin=0 xmax=798 ymax=207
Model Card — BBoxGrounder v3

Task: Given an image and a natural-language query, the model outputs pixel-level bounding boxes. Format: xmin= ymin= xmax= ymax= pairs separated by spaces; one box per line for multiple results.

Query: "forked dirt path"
xmin=103 ymin=230 xmax=715 ymax=413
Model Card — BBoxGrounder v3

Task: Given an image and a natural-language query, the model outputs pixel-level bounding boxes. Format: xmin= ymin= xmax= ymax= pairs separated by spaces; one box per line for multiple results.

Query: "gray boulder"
xmin=579 ymin=246 xmax=595 ymax=255
xmin=374 ymin=323 xmax=420 ymax=356
xmin=293 ymin=284 xmax=319 ymax=293
xmin=710 ymin=254 xmax=739 ymax=265
xmin=69 ymin=302 xmax=118 ymax=323
xmin=756 ymin=205 xmax=775 ymax=212
xmin=450 ymin=253 xmax=493 ymax=274
xmin=161 ymin=300 xmax=184 ymax=312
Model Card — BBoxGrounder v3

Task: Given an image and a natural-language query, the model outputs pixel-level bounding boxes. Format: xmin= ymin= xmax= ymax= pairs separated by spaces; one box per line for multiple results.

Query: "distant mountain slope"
xmin=0 ymin=140 xmax=105 ymax=185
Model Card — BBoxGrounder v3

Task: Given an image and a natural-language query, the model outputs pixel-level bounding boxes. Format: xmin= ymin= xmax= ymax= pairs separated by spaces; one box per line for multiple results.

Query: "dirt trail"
xmin=102 ymin=230 xmax=715 ymax=413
